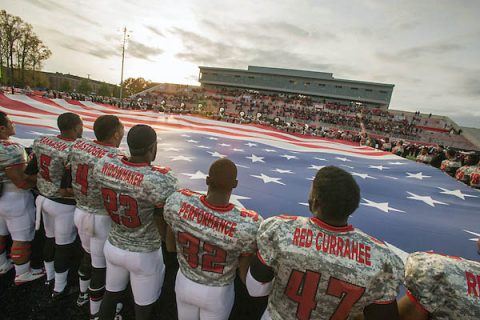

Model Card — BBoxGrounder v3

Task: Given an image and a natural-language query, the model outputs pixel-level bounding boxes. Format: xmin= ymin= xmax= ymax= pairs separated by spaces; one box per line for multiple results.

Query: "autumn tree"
xmin=122 ymin=77 xmax=156 ymax=97
xmin=0 ymin=9 xmax=51 ymax=86
xmin=77 ymin=79 xmax=92 ymax=94
xmin=97 ymin=82 xmax=111 ymax=96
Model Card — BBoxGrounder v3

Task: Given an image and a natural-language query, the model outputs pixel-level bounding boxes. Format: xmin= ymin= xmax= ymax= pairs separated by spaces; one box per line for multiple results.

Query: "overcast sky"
xmin=3 ymin=0 xmax=480 ymax=127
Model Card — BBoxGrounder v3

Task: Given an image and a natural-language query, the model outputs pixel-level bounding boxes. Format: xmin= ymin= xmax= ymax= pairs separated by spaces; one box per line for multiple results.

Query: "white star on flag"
xmin=245 ymin=142 xmax=257 ymax=147
xmin=309 ymin=164 xmax=325 ymax=170
xmin=336 ymin=157 xmax=351 ymax=162
xmin=388 ymin=161 xmax=407 ymax=165
xmin=182 ymin=171 xmax=208 ymax=180
xmin=181 ymin=134 xmax=191 ymax=138
xmin=170 ymin=155 xmax=194 ymax=162
xmin=314 ymin=157 xmax=327 ymax=161
xmin=263 ymin=149 xmax=277 ymax=152
xmin=280 ymin=154 xmax=297 ymax=160
xmin=361 ymin=198 xmax=405 ymax=213
xmin=437 ymin=187 xmax=478 ymax=200
xmin=237 ymin=164 xmax=250 ymax=169
xmin=162 ymin=147 xmax=180 ymax=152
xmin=369 ymin=165 xmax=390 ymax=171
xmin=463 ymin=230 xmax=480 ymax=241
xmin=340 ymin=165 xmax=354 ymax=169
xmin=384 ymin=176 xmax=399 ymax=180
xmin=208 ymin=151 xmax=226 ymax=158
xmin=197 ymin=145 xmax=211 ymax=149
xmin=406 ymin=172 xmax=432 ymax=180
xmin=246 ymin=154 xmax=265 ymax=163
xmin=232 ymin=148 xmax=244 ymax=152
xmin=208 ymin=137 xmax=218 ymax=140
xmin=272 ymin=168 xmax=293 ymax=174
xmin=306 ymin=176 xmax=315 ymax=181
xmin=251 ymin=173 xmax=285 ymax=185
xmin=407 ymin=192 xmax=448 ymax=207
xmin=218 ymin=143 xmax=231 ymax=147
xmin=299 ymin=202 xmax=309 ymax=207
xmin=186 ymin=139 xmax=199 ymax=143
xmin=351 ymin=172 xmax=377 ymax=180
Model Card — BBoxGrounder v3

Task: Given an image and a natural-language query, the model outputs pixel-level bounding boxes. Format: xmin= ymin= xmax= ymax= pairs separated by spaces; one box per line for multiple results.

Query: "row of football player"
xmin=1 ymin=111 xmax=479 ymax=320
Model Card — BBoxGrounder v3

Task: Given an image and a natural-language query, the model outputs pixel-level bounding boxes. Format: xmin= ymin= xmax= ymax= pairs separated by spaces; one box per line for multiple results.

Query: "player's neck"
xmin=59 ymin=131 xmax=76 ymax=140
xmin=128 ymin=155 xmax=150 ymax=165
xmin=205 ymin=192 xmax=230 ymax=207
xmin=314 ymin=215 xmax=348 ymax=228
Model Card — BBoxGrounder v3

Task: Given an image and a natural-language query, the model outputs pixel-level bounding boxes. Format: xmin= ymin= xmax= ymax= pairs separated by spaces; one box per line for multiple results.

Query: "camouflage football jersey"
xmin=440 ymin=159 xmax=461 ymax=173
xmin=164 ymin=189 xmax=263 ymax=286
xmin=455 ymin=165 xmax=477 ymax=183
xmin=470 ymin=168 xmax=480 ymax=188
xmin=70 ymin=139 xmax=121 ymax=215
xmin=32 ymin=135 xmax=77 ymax=198
xmin=257 ymin=215 xmax=404 ymax=320
xmin=94 ymin=155 xmax=178 ymax=252
xmin=405 ymin=252 xmax=480 ymax=319
xmin=0 ymin=139 xmax=27 ymax=184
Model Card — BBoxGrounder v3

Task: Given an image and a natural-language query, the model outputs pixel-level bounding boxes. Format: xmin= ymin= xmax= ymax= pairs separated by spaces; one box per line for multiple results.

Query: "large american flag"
xmin=1 ymin=93 xmax=479 ymax=262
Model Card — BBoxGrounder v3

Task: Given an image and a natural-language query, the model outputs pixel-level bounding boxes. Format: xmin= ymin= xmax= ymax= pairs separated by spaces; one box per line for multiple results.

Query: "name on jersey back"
xmin=72 ymin=140 xmax=110 ymax=158
xmin=293 ymin=227 xmax=372 ymax=266
xmin=178 ymin=202 xmax=237 ymax=238
xmin=101 ymin=162 xmax=144 ymax=187
xmin=38 ymin=136 xmax=70 ymax=151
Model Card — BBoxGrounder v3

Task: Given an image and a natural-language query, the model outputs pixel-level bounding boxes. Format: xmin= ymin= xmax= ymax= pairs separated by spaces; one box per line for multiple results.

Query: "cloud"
xmin=377 ymin=42 xmax=462 ymax=61
xmin=127 ymin=39 xmax=163 ymax=60
xmin=28 ymin=0 xmax=101 ymax=26
xmin=173 ymin=28 xmax=329 ymax=70
xmin=146 ymin=25 xmax=165 ymax=37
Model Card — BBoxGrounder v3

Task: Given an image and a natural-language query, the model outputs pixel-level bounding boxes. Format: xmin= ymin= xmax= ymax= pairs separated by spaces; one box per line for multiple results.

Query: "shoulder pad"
xmin=369 ymin=235 xmax=386 ymax=246
xmin=152 ymin=166 xmax=171 ymax=174
xmin=178 ymin=188 xmax=199 ymax=197
xmin=425 ymin=251 xmax=462 ymax=261
xmin=276 ymin=214 xmax=298 ymax=221
xmin=240 ymin=209 xmax=259 ymax=222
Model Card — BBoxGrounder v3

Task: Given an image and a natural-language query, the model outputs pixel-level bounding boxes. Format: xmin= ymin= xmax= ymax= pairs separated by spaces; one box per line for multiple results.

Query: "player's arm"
xmin=59 ymin=166 xmax=74 ymax=197
xmin=165 ymin=225 xmax=176 ymax=253
xmin=154 ymin=207 xmax=167 ymax=239
xmin=361 ymin=301 xmax=400 ymax=320
xmin=5 ymin=163 xmax=36 ymax=189
xmin=397 ymin=294 xmax=429 ymax=320
xmin=246 ymin=252 xmax=274 ymax=297
xmin=237 ymin=254 xmax=253 ymax=285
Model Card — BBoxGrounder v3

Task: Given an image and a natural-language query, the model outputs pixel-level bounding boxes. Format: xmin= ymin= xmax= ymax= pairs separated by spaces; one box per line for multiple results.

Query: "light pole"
xmin=119 ymin=27 xmax=129 ymax=108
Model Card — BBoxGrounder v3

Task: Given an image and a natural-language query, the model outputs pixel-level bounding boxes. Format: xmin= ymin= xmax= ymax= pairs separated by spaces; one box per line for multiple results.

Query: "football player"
xmin=439 ymin=149 xmax=461 ymax=177
xmin=247 ymin=166 xmax=404 ymax=320
xmin=0 ymin=111 xmax=44 ymax=284
xmin=95 ymin=124 xmax=177 ymax=320
xmin=398 ymin=252 xmax=480 ymax=319
xmin=30 ymin=112 xmax=83 ymax=298
xmin=164 ymin=158 xmax=263 ymax=320
xmin=69 ymin=115 xmax=124 ymax=316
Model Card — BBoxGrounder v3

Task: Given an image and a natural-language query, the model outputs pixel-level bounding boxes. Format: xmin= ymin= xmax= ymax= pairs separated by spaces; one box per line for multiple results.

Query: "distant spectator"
xmin=440 ymin=149 xmax=461 ymax=177
xmin=429 ymin=145 xmax=445 ymax=168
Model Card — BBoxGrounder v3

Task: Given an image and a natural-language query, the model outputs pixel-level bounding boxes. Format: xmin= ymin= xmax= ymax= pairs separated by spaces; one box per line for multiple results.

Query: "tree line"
xmin=0 ymin=9 xmax=52 ymax=87
xmin=0 ymin=9 xmax=157 ymax=97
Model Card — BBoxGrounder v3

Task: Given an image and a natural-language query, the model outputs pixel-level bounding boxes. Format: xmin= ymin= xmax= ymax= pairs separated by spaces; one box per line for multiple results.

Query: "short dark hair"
xmin=465 ymin=154 xmax=479 ymax=166
xmin=57 ymin=112 xmax=82 ymax=132
xmin=0 ymin=111 xmax=7 ymax=127
xmin=127 ymin=125 xmax=157 ymax=156
xmin=94 ymin=115 xmax=122 ymax=141
xmin=446 ymin=149 xmax=456 ymax=157
xmin=312 ymin=166 xmax=360 ymax=219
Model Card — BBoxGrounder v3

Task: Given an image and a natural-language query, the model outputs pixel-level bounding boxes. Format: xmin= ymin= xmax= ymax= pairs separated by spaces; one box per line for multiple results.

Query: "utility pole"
xmin=119 ymin=27 xmax=129 ymax=108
